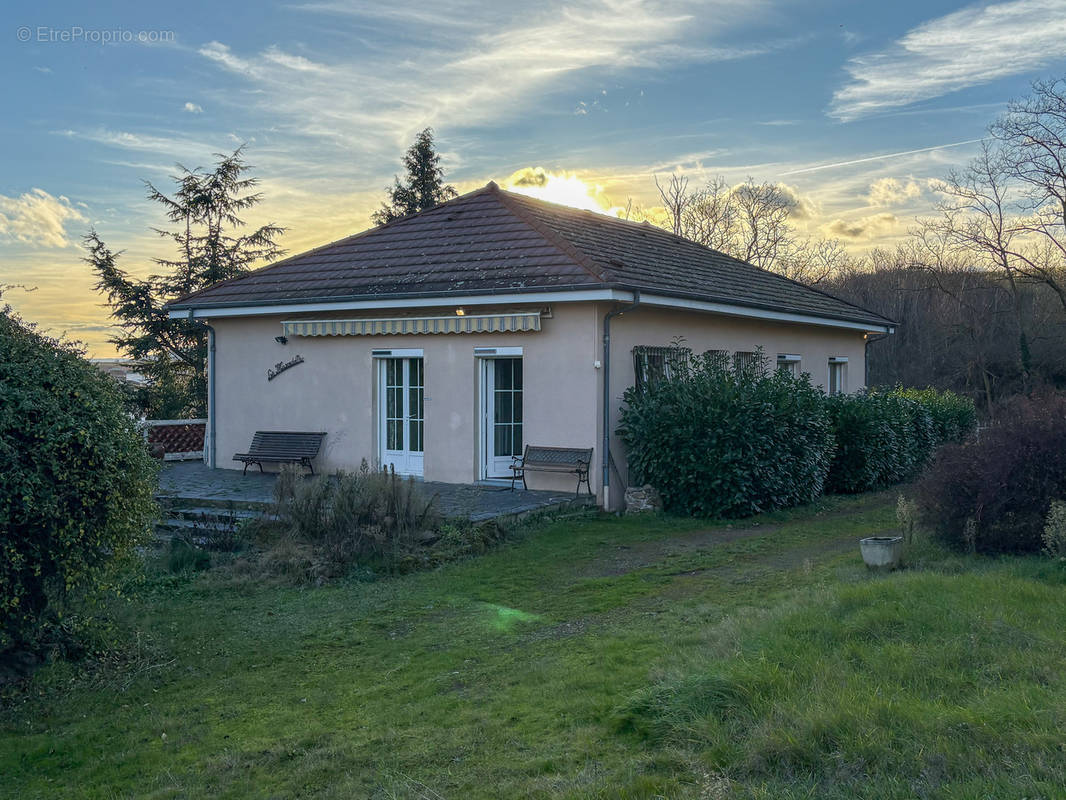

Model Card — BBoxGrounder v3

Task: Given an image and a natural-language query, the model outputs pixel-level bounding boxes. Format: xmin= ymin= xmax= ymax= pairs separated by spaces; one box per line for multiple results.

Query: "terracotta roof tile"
xmin=169 ymin=183 xmax=893 ymax=328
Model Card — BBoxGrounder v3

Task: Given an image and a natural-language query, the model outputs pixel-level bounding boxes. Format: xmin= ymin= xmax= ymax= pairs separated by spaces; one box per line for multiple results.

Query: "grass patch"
xmin=3 ymin=492 xmax=1062 ymax=798
xmin=616 ymin=565 xmax=1066 ymax=798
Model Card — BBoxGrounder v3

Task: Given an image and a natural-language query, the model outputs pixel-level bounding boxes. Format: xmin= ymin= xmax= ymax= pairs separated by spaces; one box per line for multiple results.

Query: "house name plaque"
xmin=267 ymin=354 xmax=304 ymax=381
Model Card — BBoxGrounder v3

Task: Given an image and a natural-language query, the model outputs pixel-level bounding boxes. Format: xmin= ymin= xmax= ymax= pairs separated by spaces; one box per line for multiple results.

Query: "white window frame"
xmin=473 ymin=346 xmax=523 ymax=357
xmin=828 ymin=357 xmax=848 ymax=395
xmin=478 ymin=355 xmax=524 ymax=479
xmin=732 ymin=350 xmax=762 ymax=374
xmin=375 ymin=354 xmax=425 ymax=476
xmin=777 ymin=353 xmax=801 ymax=377
xmin=371 ymin=348 xmax=424 ymax=358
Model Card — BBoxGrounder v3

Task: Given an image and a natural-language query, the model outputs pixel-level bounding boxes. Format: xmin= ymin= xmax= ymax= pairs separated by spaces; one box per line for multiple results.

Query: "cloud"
xmin=502 ymin=166 xmax=620 ymax=213
xmin=0 ymin=189 xmax=87 ymax=248
xmin=831 ymin=0 xmax=1066 ymax=120
xmin=771 ymin=182 xmax=817 ymax=220
xmin=780 ymin=139 xmax=981 ymax=176
xmin=507 ymin=166 xmax=553 ymax=189
xmin=729 ymin=180 xmax=818 ymax=221
xmin=261 ymin=46 xmax=332 ymax=73
xmin=822 ymin=212 xmax=901 ymax=241
xmin=192 ymin=1 xmax=781 ymax=161
xmin=183 ymin=102 xmax=204 ymax=113
xmin=839 ymin=26 xmax=862 ymax=47
xmin=55 ymin=128 xmax=223 ymax=165
xmin=866 ymin=177 xmax=923 ymax=207
xmin=198 ymin=41 xmax=256 ymax=75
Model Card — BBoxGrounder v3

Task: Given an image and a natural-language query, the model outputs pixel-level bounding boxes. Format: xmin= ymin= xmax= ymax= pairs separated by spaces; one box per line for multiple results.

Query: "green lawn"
xmin=3 ymin=493 xmax=1066 ymax=799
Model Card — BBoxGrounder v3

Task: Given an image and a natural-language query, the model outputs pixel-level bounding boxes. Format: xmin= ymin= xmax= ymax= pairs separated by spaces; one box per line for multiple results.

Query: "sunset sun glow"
xmin=502 ymin=168 xmax=616 ymax=214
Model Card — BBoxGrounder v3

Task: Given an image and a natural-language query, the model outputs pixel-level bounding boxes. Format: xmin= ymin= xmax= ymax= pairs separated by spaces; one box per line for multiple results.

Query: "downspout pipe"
xmin=602 ymin=290 xmax=641 ymax=511
xmin=864 ymin=332 xmax=889 ymax=388
xmin=187 ymin=310 xmax=216 ymax=468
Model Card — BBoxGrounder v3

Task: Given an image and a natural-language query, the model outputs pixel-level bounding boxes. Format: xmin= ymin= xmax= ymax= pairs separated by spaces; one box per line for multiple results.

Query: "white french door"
xmin=378 ymin=357 xmax=424 ymax=476
xmin=482 ymin=357 xmax=523 ymax=478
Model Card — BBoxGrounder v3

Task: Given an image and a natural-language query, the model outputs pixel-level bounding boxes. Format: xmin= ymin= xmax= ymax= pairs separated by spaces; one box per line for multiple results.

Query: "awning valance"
xmin=282 ymin=312 xmax=541 ymax=337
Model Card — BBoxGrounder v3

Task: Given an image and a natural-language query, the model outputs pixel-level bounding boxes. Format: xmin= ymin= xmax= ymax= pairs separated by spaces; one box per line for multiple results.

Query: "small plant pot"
xmin=860 ymin=536 xmax=903 ymax=570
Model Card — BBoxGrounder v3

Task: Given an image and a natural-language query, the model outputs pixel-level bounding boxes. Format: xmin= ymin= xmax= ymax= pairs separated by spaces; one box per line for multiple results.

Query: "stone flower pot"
xmin=860 ymin=536 xmax=903 ymax=569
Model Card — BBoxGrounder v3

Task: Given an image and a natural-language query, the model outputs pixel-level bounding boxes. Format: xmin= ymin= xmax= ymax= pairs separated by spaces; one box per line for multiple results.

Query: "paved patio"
xmin=157 ymin=461 xmax=590 ymax=521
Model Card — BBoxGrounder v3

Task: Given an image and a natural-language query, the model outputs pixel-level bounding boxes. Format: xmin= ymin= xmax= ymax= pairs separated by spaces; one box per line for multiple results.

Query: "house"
xmin=90 ymin=357 xmax=147 ymax=385
xmin=166 ymin=182 xmax=894 ymax=509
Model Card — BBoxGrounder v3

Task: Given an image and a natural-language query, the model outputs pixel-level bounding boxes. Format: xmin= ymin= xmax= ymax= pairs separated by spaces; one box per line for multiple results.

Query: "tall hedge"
xmin=618 ymin=351 xmax=833 ymax=518
xmin=824 ymin=392 xmax=936 ymax=494
xmin=892 ymin=387 xmax=977 ymax=444
xmin=0 ymin=310 xmax=158 ymax=652
xmin=823 ymin=387 xmax=974 ymax=495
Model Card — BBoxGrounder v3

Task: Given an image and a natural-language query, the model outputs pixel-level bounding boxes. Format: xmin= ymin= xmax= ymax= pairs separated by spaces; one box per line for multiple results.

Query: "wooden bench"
xmin=234 ymin=431 xmax=326 ymax=475
xmin=510 ymin=445 xmax=593 ymax=497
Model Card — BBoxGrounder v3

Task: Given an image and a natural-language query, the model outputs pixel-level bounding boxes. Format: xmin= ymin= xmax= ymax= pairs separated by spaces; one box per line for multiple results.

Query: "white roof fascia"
xmin=169 ymin=288 xmax=893 ymax=333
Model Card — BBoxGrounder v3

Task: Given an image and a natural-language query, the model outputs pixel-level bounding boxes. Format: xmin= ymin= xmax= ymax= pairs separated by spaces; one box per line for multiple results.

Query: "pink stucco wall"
xmin=208 ymin=303 xmax=600 ymax=494
xmin=599 ymin=304 xmax=868 ymax=507
xmin=207 ymin=300 xmax=870 ymax=506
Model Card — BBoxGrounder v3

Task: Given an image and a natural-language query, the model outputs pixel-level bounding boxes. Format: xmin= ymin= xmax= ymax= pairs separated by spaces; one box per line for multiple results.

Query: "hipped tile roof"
xmin=168 ymin=183 xmax=893 ymax=329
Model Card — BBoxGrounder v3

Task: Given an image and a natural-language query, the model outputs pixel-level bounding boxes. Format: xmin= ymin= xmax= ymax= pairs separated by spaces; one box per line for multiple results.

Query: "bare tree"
xmin=993 ymin=77 xmax=1066 ymax=226
xmin=729 ymin=179 xmax=796 ymax=270
xmin=679 ymin=175 xmax=739 ymax=253
xmin=654 ymin=174 xmax=693 ymax=237
xmin=923 ymin=141 xmax=1032 ymax=384
xmin=782 ymin=236 xmax=854 ymax=286
xmin=652 ymin=173 xmax=848 ymax=283
xmin=990 ymin=77 xmax=1066 ymax=311
xmin=825 ymin=241 xmax=1049 ymax=416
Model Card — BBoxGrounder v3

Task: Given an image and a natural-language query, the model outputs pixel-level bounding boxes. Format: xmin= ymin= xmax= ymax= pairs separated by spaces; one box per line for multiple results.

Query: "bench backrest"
xmin=523 ymin=445 xmax=593 ymax=467
xmin=247 ymin=431 xmax=326 ymax=458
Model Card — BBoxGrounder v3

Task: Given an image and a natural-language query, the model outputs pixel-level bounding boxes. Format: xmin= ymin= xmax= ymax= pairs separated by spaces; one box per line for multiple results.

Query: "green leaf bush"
xmin=824 ymin=391 xmax=936 ymax=493
xmin=618 ymin=351 xmax=833 ymax=518
xmin=618 ymin=353 xmax=976 ymax=516
xmin=0 ymin=309 xmax=158 ymax=653
xmin=892 ymin=387 xmax=977 ymax=444
xmin=825 ymin=388 xmax=974 ymax=494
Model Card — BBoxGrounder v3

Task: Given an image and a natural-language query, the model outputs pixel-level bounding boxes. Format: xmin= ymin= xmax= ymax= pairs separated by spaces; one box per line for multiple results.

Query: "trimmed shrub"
xmin=825 ymin=391 xmax=935 ymax=494
xmin=618 ymin=350 xmax=833 ymax=518
xmin=891 ymin=387 xmax=977 ymax=444
xmin=915 ymin=391 xmax=1066 ymax=553
xmin=0 ymin=309 xmax=158 ymax=652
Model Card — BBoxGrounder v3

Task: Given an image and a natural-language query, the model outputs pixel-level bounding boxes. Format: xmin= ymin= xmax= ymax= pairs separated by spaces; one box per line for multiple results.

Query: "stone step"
xmin=155 ymin=494 xmax=274 ymax=513
xmin=166 ymin=505 xmax=273 ymax=524
xmin=155 ymin=517 xmax=240 ymax=535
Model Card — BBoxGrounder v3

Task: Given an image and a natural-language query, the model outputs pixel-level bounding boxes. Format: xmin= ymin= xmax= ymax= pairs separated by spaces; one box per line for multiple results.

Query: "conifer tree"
xmin=373 ymin=128 xmax=457 ymax=224
xmin=86 ymin=148 xmax=284 ymax=417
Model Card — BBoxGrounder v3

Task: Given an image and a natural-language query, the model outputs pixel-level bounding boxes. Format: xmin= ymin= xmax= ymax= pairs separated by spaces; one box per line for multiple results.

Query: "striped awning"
xmin=282 ymin=312 xmax=541 ymax=337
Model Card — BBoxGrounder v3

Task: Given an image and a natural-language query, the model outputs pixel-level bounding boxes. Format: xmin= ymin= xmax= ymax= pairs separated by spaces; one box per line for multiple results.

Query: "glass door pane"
xmin=407 ymin=358 xmax=424 ymax=453
xmin=492 ymin=358 xmax=523 ymax=458
xmin=385 ymin=358 xmax=404 ymax=450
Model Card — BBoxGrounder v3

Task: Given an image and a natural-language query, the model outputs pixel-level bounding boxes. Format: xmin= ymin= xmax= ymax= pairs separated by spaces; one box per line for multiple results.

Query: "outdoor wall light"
xmin=455 ymin=307 xmax=466 ymax=316
xmin=274 ymin=335 xmax=288 ymax=345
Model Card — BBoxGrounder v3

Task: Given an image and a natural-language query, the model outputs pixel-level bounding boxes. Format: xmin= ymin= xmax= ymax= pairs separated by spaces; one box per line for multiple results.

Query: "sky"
xmin=4 ymin=0 xmax=1066 ymax=355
